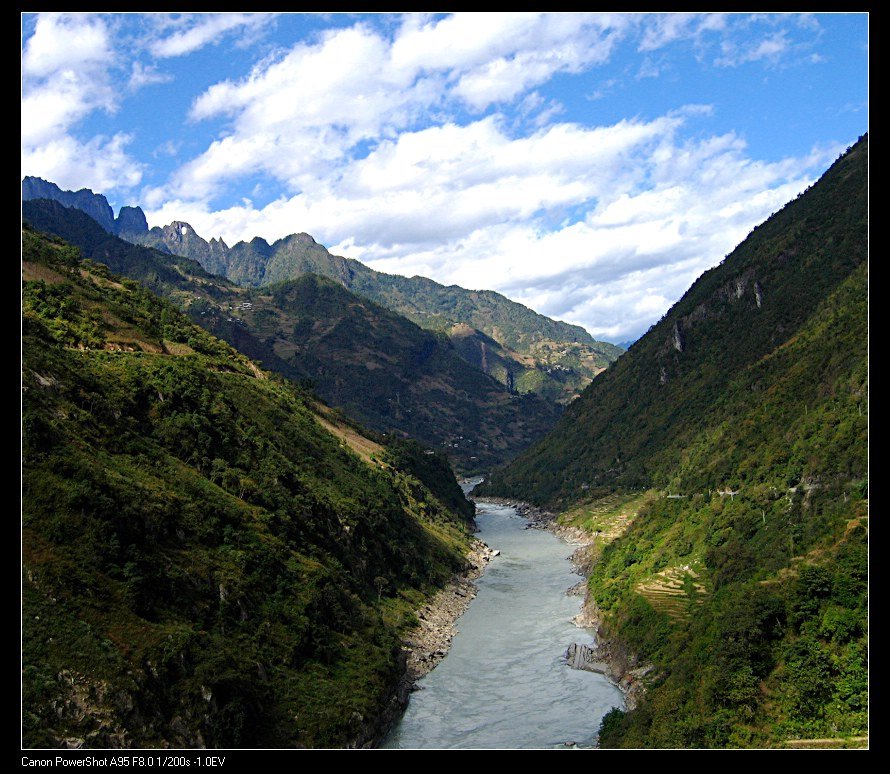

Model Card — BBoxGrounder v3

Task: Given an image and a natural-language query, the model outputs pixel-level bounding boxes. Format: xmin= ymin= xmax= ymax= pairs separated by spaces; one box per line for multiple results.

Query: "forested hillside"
xmin=22 ymin=226 xmax=477 ymax=747
xmin=23 ymin=200 xmax=560 ymax=473
xmin=24 ymin=180 xmax=623 ymax=403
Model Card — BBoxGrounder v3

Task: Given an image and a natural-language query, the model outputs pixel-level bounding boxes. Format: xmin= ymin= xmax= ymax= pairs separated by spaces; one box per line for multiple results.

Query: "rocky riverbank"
xmin=370 ymin=537 xmax=494 ymax=747
xmin=401 ymin=538 xmax=496 ymax=684
xmin=474 ymin=496 xmax=650 ymax=714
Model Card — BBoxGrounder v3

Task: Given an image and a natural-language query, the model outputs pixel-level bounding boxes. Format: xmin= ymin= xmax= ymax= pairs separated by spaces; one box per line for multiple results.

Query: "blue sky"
xmin=21 ymin=12 xmax=868 ymax=342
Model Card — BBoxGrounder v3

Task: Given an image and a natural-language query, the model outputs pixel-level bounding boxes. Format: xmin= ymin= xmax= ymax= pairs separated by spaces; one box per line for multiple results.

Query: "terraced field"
xmin=558 ymin=490 xmax=656 ymax=547
xmin=635 ymin=566 xmax=708 ymax=622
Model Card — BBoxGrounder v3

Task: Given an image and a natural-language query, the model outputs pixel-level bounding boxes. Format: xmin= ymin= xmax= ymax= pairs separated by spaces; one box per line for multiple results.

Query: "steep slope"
xmin=482 ymin=136 xmax=868 ymax=507
xmin=22 ymin=226 xmax=476 ymax=748
xmin=23 ymin=200 xmax=560 ymax=473
xmin=483 ymin=136 xmax=868 ymax=747
xmin=231 ymin=275 xmax=561 ymax=472
xmin=22 ymin=176 xmax=145 ymax=235
xmin=17 ymin=177 xmax=622 ymax=403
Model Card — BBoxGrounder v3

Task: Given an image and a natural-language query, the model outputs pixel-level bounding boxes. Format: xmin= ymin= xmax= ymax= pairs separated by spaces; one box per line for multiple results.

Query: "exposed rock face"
xmin=564 ymin=642 xmax=609 ymax=674
xmin=116 ymin=205 xmax=148 ymax=235
xmin=23 ymin=176 xmax=149 ymax=238
xmin=23 ymin=176 xmax=116 ymax=233
xmin=573 ymin=596 xmax=651 ymax=712
xmin=672 ymin=321 xmax=684 ymax=353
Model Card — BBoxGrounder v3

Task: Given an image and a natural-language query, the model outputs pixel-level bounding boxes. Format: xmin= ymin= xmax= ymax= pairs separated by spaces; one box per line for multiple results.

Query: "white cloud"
xmin=29 ymin=11 xmax=850 ymax=344
xmin=390 ymin=12 xmax=624 ymax=76
xmin=445 ymin=14 xmax=627 ymax=109
xmin=22 ymin=13 xmax=112 ymax=78
xmin=167 ymin=12 xmax=826 ymax=206
xmin=638 ymin=13 xmax=705 ymax=51
xmin=168 ymin=14 xmax=640 ymax=198
xmin=128 ymin=62 xmax=172 ymax=91
xmin=22 ymin=14 xmax=116 ymax=146
xmin=152 ymin=139 xmax=181 ymax=158
xmin=635 ymin=13 xmax=823 ymax=72
xmin=21 ymin=13 xmax=144 ymax=193
xmin=150 ymin=13 xmax=274 ymax=58
xmin=715 ymin=32 xmax=789 ymax=67
xmin=22 ymin=71 xmax=109 ymax=147
xmin=143 ymin=102 xmax=838 ymax=342
xmin=22 ymin=133 xmax=142 ymax=193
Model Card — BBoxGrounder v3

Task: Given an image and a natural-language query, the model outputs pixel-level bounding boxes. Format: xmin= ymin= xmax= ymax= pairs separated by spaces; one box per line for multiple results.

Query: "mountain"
xmin=22 ymin=177 xmax=624 ymax=402
xmin=228 ymin=274 xmax=562 ymax=472
xmin=482 ymin=136 xmax=868 ymax=507
xmin=22 ymin=224 xmax=477 ymax=747
xmin=23 ymin=199 xmax=560 ymax=473
xmin=131 ymin=224 xmax=624 ymax=403
xmin=22 ymin=176 xmax=149 ymax=237
xmin=21 ymin=178 xmax=620 ymax=403
xmin=482 ymin=136 xmax=868 ymax=746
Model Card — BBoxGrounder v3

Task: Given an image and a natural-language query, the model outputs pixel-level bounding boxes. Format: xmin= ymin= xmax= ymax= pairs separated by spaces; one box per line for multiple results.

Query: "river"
xmin=383 ymin=498 xmax=625 ymax=749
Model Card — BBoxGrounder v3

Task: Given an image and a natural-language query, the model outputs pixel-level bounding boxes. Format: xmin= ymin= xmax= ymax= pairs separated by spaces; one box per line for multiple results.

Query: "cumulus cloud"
xmin=169 ymin=14 xmax=639 ymax=199
xmin=138 ymin=11 xmax=844 ymax=342
xmin=21 ymin=13 xmax=143 ymax=192
xmin=22 ymin=14 xmax=116 ymax=146
xmin=23 ymin=12 xmax=848 ymax=343
xmin=168 ymin=12 xmax=820 ymax=207
xmin=22 ymin=133 xmax=143 ymax=193
xmin=22 ymin=12 xmax=112 ymax=78
xmin=144 ymin=102 xmax=839 ymax=341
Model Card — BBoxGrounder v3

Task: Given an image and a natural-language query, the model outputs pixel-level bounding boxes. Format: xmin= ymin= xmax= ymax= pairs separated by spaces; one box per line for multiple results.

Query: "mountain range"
xmin=23 ymin=223 xmax=481 ymax=747
xmin=22 ymin=175 xmax=622 ymax=406
xmin=22 ymin=198 xmax=561 ymax=473
xmin=20 ymin=132 xmax=867 ymax=749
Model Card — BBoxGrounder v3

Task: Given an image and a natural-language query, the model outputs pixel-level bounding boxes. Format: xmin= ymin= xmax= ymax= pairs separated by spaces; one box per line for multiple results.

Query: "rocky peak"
xmin=249 ymin=236 xmax=272 ymax=251
xmin=115 ymin=205 xmax=148 ymax=235
xmin=162 ymin=221 xmax=198 ymax=245
xmin=22 ymin=176 xmax=116 ymax=234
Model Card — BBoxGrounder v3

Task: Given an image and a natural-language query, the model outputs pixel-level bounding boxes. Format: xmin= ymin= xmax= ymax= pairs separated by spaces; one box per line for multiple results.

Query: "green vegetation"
xmin=482 ymin=136 xmax=867 ymax=506
xmin=23 ymin=200 xmax=561 ymax=473
xmin=22 ymin=227 xmax=477 ymax=748
xmin=483 ymin=136 xmax=868 ymax=747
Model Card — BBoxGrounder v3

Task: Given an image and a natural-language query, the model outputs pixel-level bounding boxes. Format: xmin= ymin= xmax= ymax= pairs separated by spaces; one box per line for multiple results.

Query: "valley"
xmin=24 ymin=176 xmax=623 ymax=405
xmin=21 ymin=129 xmax=867 ymax=750
xmin=22 ymin=225 xmax=484 ymax=747
xmin=482 ymin=135 xmax=869 ymax=747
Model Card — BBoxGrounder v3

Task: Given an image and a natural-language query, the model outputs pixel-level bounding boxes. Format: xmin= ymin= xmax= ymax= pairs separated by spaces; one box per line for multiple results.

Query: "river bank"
xmin=368 ymin=537 xmax=494 ymax=747
xmin=401 ymin=538 xmax=496 ymax=684
xmin=473 ymin=496 xmax=649 ymax=713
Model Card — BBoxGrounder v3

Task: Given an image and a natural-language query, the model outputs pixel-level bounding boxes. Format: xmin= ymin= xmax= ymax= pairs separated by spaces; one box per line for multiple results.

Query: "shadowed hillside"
xmin=23 ymin=199 xmax=560 ymax=474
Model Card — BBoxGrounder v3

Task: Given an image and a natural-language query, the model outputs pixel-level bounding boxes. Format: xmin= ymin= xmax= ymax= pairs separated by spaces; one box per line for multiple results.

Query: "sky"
xmin=21 ymin=12 xmax=868 ymax=344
